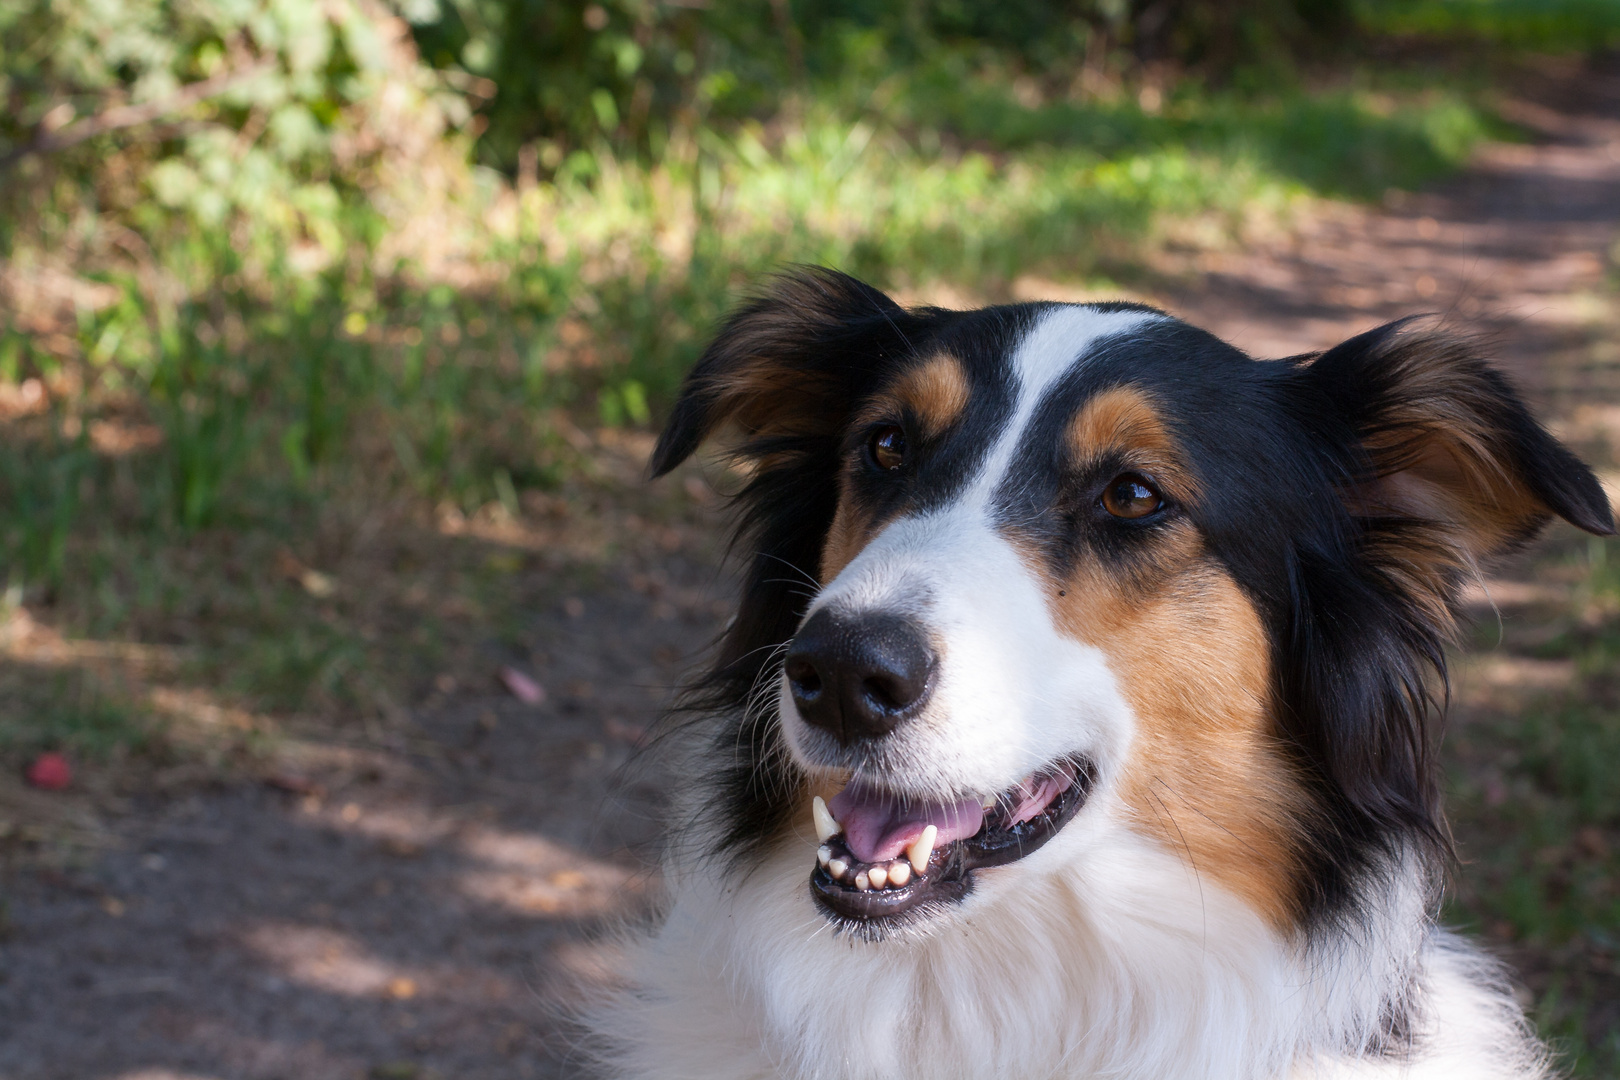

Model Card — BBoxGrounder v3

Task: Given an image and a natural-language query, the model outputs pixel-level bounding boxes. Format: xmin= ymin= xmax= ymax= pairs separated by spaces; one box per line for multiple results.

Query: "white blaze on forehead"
xmin=964 ymin=305 xmax=1161 ymax=509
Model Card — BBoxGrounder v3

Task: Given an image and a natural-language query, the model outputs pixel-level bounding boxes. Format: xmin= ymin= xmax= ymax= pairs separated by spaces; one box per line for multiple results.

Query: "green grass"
xmin=0 ymin=664 xmax=150 ymax=760
xmin=1446 ymin=537 xmax=1620 ymax=1076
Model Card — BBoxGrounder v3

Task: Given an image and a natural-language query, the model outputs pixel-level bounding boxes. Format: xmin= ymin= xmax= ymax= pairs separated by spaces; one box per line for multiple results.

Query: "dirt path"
xmin=1166 ymin=55 xmax=1620 ymax=402
xmin=3 ymin=57 xmax=1619 ymax=1080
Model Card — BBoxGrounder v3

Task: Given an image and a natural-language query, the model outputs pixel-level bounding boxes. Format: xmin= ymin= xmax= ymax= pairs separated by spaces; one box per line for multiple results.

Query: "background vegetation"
xmin=2 ymin=0 xmax=1619 ymax=1071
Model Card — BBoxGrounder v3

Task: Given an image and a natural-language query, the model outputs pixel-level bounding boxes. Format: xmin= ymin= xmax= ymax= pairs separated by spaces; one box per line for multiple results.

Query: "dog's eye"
xmin=1101 ymin=473 xmax=1163 ymax=519
xmin=869 ymin=425 xmax=907 ymax=471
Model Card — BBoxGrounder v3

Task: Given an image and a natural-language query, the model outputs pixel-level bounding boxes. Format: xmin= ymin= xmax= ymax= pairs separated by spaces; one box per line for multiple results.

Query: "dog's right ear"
xmin=649 ymin=268 xmax=915 ymax=477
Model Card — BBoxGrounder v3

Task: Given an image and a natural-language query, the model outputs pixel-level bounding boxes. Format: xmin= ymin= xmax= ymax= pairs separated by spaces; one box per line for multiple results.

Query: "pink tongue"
xmin=828 ymin=782 xmax=985 ymax=864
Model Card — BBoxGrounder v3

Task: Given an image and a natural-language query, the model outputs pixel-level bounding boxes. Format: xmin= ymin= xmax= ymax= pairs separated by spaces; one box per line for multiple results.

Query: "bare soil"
xmin=3 ymin=55 xmax=1619 ymax=1080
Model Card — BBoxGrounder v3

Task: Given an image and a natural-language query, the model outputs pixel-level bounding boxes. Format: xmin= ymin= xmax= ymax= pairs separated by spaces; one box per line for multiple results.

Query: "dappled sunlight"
xmin=0 ymin=601 xmax=186 ymax=670
xmin=239 ymin=920 xmax=513 ymax=1002
xmin=87 ymin=417 xmax=165 ymax=457
xmin=1559 ymin=403 xmax=1620 ymax=449
xmin=285 ymin=793 xmax=652 ymax=919
xmin=147 ymin=686 xmax=261 ymax=737
xmin=1453 ymin=655 xmax=1578 ymax=711
xmin=457 ymin=824 xmax=649 ymax=918
xmin=1459 ymin=579 xmax=1574 ymax=609
xmin=1509 ymin=287 xmax=1613 ymax=329
xmin=0 ymin=598 xmax=279 ymax=762
xmin=308 ymin=798 xmax=461 ymax=852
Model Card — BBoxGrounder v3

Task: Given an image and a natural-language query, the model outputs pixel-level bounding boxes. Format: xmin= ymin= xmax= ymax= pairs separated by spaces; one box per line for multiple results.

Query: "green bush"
xmin=0 ymin=0 xmax=1568 ymax=587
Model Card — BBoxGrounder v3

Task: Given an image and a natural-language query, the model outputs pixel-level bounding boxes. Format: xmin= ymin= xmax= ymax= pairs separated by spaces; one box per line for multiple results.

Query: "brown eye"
xmin=870 ymin=425 xmax=907 ymax=471
xmin=1101 ymin=473 xmax=1163 ymax=519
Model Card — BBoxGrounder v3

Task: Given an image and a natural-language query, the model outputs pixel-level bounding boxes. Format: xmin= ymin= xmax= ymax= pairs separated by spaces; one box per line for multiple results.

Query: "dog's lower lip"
xmin=809 ymin=758 xmax=1095 ymax=927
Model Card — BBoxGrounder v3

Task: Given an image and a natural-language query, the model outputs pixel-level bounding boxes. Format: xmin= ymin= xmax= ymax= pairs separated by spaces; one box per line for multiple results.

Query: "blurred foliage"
xmin=0 ymin=0 xmax=1518 ymax=578
xmin=1359 ymin=0 xmax=1620 ymax=50
xmin=402 ymin=0 xmax=1366 ymax=169
xmin=0 ymin=0 xmax=1598 ymax=674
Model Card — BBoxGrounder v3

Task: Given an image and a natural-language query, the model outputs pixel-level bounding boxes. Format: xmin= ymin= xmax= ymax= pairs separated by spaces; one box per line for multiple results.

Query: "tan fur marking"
xmin=1047 ymin=388 xmax=1302 ymax=928
xmin=852 ymin=353 xmax=971 ymax=441
xmin=1049 ymin=539 xmax=1306 ymax=929
xmin=821 ymin=484 xmax=874 ymax=582
xmin=897 ymin=354 xmax=971 ymax=439
xmin=1066 ymin=386 xmax=1200 ymax=502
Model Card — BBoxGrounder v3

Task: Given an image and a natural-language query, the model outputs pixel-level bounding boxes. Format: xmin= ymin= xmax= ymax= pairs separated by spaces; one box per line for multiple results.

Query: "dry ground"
xmin=3 ymin=55 xmax=1620 ymax=1080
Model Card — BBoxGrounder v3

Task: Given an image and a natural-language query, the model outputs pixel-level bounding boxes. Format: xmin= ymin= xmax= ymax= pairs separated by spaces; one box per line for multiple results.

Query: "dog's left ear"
xmin=1309 ymin=321 xmax=1614 ymax=561
xmin=1274 ymin=322 xmax=1612 ymax=910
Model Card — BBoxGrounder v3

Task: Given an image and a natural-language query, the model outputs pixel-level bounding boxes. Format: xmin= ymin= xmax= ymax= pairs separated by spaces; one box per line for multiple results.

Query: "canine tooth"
xmin=868 ymin=865 xmax=887 ymax=889
xmin=817 ymin=845 xmax=832 ymax=867
xmin=982 ymin=793 xmax=997 ymax=810
xmin=855 ymin=870 xmax=871 ymax=891
xmin=828 ymin=857 xmax=849 ymax=880
xmin=888 ymin=860 xmax=910 ymax=887
xmin=907 ymin=825 xmax=937 ymax=875
xmin=812 ymin=796 xmax=841 ymax=842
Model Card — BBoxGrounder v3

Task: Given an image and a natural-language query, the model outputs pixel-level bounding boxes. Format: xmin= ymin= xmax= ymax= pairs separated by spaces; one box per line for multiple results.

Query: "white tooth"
xmin=982 ymin=793 xmax=997 ymax=810
xmin=868 ymin=865 xmax=887 ymax=889
xmin=887 ymin=860 xmax=910 ymax=887
xmin=907 ymin=825 xmax=937 ymax=875
xmin=817 ymin=845 xmax=832 ymax=867
xmin=812 ymin=796 xmax=842 ymax=842
xmin=828 ymin=857 xmax=849 ymax=880
xmin=855 ymin=870 xmax=870 ymax=891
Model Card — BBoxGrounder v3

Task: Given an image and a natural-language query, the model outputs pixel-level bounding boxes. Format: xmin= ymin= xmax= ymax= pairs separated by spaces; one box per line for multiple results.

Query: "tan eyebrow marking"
xmin=854 ymin=353 xmax=971 ymax=440
xmin=1067 ymin=385 xmax=1200 ymax=503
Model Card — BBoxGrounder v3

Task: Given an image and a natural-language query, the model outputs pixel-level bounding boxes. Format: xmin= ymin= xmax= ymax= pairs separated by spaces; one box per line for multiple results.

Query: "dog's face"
xmin=652 ymin=270 xmax=1613 ymax=941
xmin=778 ymin=306 xmax=1300 ymax=931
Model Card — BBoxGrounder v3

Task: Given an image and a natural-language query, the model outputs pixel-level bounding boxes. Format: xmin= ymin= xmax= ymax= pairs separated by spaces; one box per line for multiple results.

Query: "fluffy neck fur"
xmin=586 ymin=741 xmax=1544 ymax=1080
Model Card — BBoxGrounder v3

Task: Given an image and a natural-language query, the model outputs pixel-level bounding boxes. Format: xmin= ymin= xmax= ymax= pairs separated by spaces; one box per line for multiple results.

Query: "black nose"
xmin=783 ymin=609 xmax=936 ymax=744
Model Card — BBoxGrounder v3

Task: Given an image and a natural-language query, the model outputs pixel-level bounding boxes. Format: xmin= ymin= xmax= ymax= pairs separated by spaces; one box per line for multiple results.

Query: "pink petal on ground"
xmin=498 ymin=666 xmax=546 ymax=705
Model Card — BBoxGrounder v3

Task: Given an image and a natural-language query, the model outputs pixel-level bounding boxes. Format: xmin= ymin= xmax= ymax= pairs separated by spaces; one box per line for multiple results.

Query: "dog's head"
xmin=652 ymin=268 xmax=1614 ymax=940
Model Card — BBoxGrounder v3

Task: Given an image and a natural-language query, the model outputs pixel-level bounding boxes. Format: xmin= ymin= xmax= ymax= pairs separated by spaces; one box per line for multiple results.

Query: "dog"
xmin=585 ymin=269 xmax=1615 ymax=1079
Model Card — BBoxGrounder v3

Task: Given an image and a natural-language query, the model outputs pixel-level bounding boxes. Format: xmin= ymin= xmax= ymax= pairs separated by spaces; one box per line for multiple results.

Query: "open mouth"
xmin=808 ymin=757 xmax=1094 ymax=929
